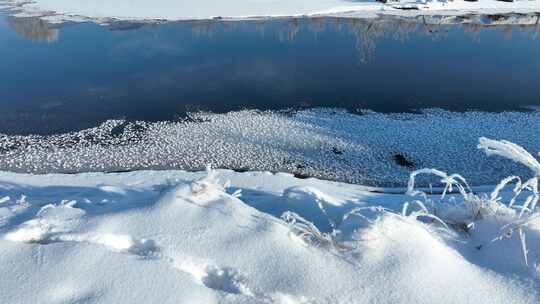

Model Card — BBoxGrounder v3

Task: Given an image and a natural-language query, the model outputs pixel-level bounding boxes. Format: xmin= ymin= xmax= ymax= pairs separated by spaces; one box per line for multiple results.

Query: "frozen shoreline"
xmin=1 ymin=0 xmax=540 ymax=24
xmin=2 ymin=109 xmax=540 ymax=187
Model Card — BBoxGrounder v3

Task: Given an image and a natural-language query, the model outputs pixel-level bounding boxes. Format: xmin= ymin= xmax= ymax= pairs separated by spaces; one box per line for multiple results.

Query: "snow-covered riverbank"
xmin=2 ymin=138 xmax=540 ymax=303
xmin=1 ymin=0 xmax=540 ymax=24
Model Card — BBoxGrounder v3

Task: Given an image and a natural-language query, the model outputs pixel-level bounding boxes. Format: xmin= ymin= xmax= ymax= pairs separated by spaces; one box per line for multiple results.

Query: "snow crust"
xmin=1 ymin=166 xmax=540 ymax=303
xmin=2 ymin=0 xmax=540 ymax=24
xmin=2 ymin=109 xmax=540 ymax=187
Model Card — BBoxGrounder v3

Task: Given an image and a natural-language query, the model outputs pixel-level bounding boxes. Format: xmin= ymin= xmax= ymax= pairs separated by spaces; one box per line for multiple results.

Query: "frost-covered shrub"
xmin=190 ymin=165 xmax=241 ymax=198
xmin=282 ymin=137 xmax=540 ymax=266
xmin=478 ymin=137 xmax=540 ymax=177
xmin=406 ymin=137 xmax=540 ymax=265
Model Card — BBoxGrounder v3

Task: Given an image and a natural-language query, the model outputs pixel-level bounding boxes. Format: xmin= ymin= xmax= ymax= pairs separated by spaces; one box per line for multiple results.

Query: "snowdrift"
xmin=2 ymin=138 xmax=540 ymax=303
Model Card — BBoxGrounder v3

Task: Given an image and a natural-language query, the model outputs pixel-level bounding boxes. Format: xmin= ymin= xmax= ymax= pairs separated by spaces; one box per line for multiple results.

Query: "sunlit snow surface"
xmin=1 ymin=169 xmax=540 ymax=303
xmin=1 ymin=108 xmax=539 ymax=187
xmin=2 ymin=0 xmax=540 ymax=24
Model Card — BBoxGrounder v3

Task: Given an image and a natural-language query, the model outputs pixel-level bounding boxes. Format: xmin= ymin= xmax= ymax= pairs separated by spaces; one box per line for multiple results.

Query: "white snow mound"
xmin=2 ymin=138 xmax=540 ymax=304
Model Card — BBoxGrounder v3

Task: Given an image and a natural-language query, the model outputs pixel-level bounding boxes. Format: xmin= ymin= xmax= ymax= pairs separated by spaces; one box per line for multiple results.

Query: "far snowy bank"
xmin=1 ymin=138 xmax=540 ymax=303
xmin=1 ymin=0 xmax=540 ymax=24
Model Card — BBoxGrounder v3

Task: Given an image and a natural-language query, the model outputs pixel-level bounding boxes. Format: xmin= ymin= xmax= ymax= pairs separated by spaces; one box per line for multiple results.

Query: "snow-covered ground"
xmin=1 ymin=0 xmax=540 ymax=24
xmin=2 ymin=137 xmax=540 ymax=303
xmin=2 ymin=109 xmax=540 ymax=187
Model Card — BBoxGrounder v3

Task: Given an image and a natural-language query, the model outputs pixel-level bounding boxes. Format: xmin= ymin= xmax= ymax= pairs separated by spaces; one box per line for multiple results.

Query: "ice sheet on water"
xmin=1 ymin=108 xmax=539 ymax=187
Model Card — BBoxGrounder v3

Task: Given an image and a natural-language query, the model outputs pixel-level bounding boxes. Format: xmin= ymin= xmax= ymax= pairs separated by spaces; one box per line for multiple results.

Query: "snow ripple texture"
xmin=1 ymin=108 xmax=539 ymax=187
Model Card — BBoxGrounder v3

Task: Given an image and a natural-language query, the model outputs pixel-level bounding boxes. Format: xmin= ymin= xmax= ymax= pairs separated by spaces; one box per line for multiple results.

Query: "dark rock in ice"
xmin=393 ymin=153 xmax=415 ymax=169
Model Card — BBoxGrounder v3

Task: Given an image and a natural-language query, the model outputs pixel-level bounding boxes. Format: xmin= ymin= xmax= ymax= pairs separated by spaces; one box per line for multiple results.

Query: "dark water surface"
xmin=1 ymin=14 xmax=540 ymax=135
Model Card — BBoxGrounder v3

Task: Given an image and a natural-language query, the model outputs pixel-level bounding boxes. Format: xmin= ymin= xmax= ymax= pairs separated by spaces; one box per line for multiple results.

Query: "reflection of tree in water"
xmin=222 ymin=21 xmax=239 ymax=33
xmin=347 ymin=19 xmax=381 ymax=63
xmin=7 ymin=16 xmax=59 ymax=43
xmin=190 ymin=20 xmax=219 ymax=38
xmin=347 ymin=18 xmax=423 ymax=63
xmin=184 ymin=14 xmax=540 ymax=62
xmin=308 ymin=17 xmax=326 ymax=37
xmin=462 ymin=23 xmax=483 ymax=42
xmin=278 ymin=18 xmax=300 ymax=42
xmin=309 ymin=14 xmax=538 ymax=62
xmin=461 ymin=14 xmax=540 ymax=41
xmin=254 ymin=20 xmax=267 ymax=36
